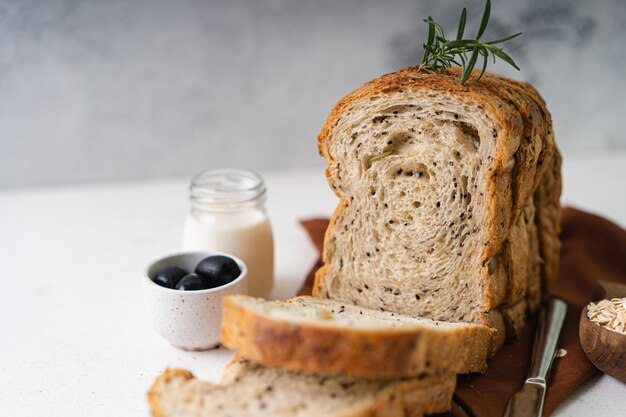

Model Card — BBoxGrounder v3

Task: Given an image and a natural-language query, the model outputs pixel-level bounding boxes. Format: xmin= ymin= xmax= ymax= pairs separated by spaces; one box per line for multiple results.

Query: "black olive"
xmin=195 ymin=255 xmax=241 ymax=286
xmin=152 ymin=265 xmax=187 ymax=289
xmin=175 ymin=273 xmax=212 ymax=291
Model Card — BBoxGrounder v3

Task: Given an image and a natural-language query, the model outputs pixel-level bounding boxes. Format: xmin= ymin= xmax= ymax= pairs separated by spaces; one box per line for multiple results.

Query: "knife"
xmin=503 ymin=298 xmax=567 ymax=417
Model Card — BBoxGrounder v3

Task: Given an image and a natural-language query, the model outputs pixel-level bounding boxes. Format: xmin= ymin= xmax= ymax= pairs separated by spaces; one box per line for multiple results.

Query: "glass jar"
xmin=181 ymin=169 xmax=274 ymax=298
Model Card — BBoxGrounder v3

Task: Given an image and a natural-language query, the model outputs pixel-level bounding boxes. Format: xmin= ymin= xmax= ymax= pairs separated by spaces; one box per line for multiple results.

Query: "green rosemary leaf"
xmin=476 ymin=0 xmax=491 ymax=40
xmin=457 ymin=8 xmax=467 ymax=40
xmin=477 ymin=47 xmax=489 ymax=81
xmin=426 ymin=17 xmax=435 ymax=45
xmin=485 ymin=32 xmax=523 ymax=45
xmin=443 ymin=39 xmax=474 ymax=49
xmin=423 ymin=44 xmax=438 ymax=55
xmin=461 ymin=46 xmax=481 ymax=84
xmin=489 ymin=47 xmax=520 ymax=70
xmin=421 ymin=17 xmax=436 ymax=64
xmin=431 ymin=20 xmax=446 ymax=39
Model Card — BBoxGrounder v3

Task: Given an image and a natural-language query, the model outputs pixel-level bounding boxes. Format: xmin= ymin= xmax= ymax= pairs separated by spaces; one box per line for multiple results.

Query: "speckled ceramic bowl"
xmin=144 ymin=251 xmax=248 ymax=350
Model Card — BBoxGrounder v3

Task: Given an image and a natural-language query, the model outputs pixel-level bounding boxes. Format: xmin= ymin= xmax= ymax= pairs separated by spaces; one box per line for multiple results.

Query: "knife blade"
xmin=503 ymin=298 xmax=567 ymax=417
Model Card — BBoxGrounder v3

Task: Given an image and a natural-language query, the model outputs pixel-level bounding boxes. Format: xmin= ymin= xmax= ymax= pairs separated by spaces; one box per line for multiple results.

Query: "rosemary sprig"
xmin=420 ymin=0 xmax=522 ymax=84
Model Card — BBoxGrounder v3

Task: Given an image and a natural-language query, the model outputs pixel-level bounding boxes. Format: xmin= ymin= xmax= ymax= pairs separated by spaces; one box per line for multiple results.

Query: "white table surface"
xmin=1 ymin=151 xmax=625 ymax=416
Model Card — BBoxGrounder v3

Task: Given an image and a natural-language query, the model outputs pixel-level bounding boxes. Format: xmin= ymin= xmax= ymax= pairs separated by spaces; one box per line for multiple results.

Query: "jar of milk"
xmin=181 ymin=169 xmax=274 ymax=298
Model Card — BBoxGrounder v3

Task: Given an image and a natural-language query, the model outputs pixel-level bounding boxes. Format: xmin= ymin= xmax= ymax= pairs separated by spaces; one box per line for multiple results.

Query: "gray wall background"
xmin=1 ymin=0 xmax=625 ymax=188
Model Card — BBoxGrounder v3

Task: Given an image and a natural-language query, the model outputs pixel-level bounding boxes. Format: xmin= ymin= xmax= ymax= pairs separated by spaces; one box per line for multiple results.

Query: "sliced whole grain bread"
xmin=220 ymin=295 xmax=494 ymax=378
xmin=148 ymin=358 xmax=455 ymax=417
xmin=314 ymin=66 xmax=561 ymax=352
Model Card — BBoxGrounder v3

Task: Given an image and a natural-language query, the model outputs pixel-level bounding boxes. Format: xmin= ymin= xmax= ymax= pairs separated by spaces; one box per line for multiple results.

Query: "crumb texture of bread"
xmin=220 ymin=295 xmax=494 ymax=377
xmin=314 ymin=66 xmax=561 ymax=349
xmin=148 ymin=359 xmax=455 ymax=417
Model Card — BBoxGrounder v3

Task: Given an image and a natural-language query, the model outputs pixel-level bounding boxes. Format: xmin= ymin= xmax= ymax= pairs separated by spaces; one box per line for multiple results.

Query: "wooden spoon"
xmin=579 ymin=280 xmax=626 ymax=382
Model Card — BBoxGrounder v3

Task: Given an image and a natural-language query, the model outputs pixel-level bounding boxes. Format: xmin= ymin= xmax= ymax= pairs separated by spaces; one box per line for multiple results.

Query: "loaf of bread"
xmin=314 ymin=66 xmax=561 ymax=352
xmin=148 ymin=358 xmax=455 ymax=417
xmin=147 ymin=66 xmax=561 ymax=417
xmin=220 ymin=294 xmax=494 ymax=378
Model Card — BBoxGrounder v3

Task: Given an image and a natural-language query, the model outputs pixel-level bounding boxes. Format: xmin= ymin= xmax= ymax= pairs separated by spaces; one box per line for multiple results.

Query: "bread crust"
xmin=147 ymin=368 xmax=194 ymax=417
xmin=314 ymin=66 xmax=560 ymax=352
xmin=220 ymin=295 xmax=494 ymax=378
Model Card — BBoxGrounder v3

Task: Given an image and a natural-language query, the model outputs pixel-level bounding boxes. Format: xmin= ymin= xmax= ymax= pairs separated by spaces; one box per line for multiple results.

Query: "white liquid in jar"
xmin=182 ymin=210 xmax=274 ymax=298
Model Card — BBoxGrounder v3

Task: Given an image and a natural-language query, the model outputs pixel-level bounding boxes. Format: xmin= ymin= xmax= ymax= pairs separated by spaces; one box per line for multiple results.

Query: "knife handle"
xmin=527 ymin=298 xmax=567 ymax=383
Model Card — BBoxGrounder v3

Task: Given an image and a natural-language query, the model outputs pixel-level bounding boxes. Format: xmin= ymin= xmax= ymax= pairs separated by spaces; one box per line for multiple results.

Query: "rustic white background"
xmin=0 ymin=0 xmax=625 ymax=187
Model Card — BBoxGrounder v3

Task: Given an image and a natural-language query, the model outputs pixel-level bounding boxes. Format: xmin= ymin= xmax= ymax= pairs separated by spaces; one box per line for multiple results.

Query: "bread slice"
xmin=148 ymin=358 xmax=455 ymax=417
xmin=220 ymin=295 xmax=494 ymax=378
xmin=313 ymin=66 xmax=560 ymax=351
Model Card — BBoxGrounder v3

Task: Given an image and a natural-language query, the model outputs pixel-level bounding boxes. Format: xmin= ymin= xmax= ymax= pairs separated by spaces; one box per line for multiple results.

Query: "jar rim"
xmin=189 ymin=169 xmax=266 ymax=212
